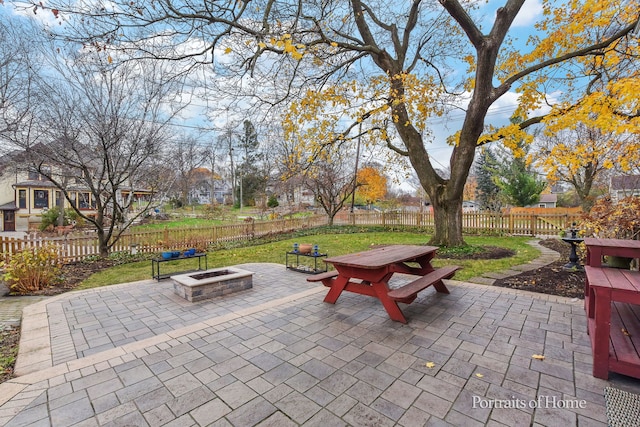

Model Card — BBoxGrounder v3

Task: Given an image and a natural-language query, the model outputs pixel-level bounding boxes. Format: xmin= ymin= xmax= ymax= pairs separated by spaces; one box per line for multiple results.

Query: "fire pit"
xmin=171 ymin=267 xmax=253 ymax=302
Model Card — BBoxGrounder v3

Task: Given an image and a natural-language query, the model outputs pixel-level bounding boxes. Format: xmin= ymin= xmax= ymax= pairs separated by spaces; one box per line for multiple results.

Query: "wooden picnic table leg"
xmin=371 ymin=281 xmax=408 ymax=324
xmin=591 ymin=287 xmax=611 ymax=379
xmin=391 ymin=255 xmax=435 ymax=277
xmin=431 ymin=279 xmax=450 ymax=294
xmin=324 ymin=275 xmax=350 ymax=304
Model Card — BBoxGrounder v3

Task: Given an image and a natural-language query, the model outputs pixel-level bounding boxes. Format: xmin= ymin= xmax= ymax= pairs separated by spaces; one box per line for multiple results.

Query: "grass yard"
xmin=131 ymin=217 xmax=226 ymax=230
xmin=77 ymin=232 xmax=538 ymax=289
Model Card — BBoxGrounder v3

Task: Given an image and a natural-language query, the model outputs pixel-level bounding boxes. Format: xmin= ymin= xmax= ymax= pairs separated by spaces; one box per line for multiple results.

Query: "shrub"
xmin=39 ymin=207 xmax=84 ymax=231
xmin=267 ymin=195 xmax=279 ymax=209
xmin=581 ymin=196 xmax=640 ymax=239
xmin=0 ymin=244 xmax=63 ymax=294
xmin=202 ymin=203 xmax=227 ymax=219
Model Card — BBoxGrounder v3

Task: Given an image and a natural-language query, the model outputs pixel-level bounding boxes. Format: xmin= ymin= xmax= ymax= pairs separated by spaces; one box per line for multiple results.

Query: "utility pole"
xmin=209 ymin=140 xmax=216 ymax=204
xmin=350 ymin=122 xmax=362 ymax=213
xmin=228 ymin=130 xmax=236 ymax=207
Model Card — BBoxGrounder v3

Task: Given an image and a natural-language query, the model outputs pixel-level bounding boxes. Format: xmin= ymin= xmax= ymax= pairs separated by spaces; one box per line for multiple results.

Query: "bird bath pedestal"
xmin=562 ymin=226 xmax=584 ymax=271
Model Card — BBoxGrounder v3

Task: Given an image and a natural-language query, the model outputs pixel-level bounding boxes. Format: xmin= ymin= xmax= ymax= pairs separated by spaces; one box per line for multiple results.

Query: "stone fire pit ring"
xmin=171 ymin=267 xmax=253 ymax=302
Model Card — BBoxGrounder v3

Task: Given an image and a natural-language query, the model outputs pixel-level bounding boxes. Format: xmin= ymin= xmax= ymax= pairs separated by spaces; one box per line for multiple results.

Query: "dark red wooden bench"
xmin=585 ymin=265 xmax=640 ymax=379
xmin=387 ymin=265 xmax=460 ymax=303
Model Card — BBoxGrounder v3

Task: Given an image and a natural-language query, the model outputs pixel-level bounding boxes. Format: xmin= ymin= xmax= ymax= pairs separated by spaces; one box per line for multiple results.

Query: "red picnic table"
xmin=307 ymin=245 xmax=459 ymax=324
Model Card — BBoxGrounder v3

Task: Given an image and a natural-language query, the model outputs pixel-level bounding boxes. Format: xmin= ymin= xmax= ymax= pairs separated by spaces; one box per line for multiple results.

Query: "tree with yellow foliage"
xmin=534 ymin=124 xmax=633 ymax=211
xmin=37 ymin=0 xmax=640 ymax=246
xmin=356 ymin=166 xmax=387 ymax=207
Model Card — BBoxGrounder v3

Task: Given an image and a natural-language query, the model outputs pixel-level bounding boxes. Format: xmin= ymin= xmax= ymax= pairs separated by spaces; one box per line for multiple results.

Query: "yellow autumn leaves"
xmin=223 ymin=34 xmax=341 ymax=62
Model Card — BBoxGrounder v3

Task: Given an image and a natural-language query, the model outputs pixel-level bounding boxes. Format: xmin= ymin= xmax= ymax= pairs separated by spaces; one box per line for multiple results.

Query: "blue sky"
xmin=2 ymin=0 xmax=552 ymax=183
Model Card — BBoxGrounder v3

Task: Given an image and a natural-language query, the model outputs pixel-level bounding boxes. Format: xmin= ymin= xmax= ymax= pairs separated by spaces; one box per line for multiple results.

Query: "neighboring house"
xmin=462 ymin=200 xmax=479 ymax=212
xmin=266 ymin=175 xmax=316 ymax=208
xmin=0 ymin=160 xmax=104 ymax=231
xmin=187 ymin=179 xmax=232 ymax=205
xmin=610 ymin=175 xmax=640 ymax=202
xmin=0 ymin=155 xmax=151 ymax=232
xmin=529 ymin=193 xmax=558 ymax=208
xmin=539 ymin=193 xmax=557 ymax=208
xmin=276 ymin=187 xmax=316 ymax=208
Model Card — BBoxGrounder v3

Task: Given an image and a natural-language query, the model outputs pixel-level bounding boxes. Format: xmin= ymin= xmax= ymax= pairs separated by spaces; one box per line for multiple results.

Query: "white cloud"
xmin=488 ymin=89 xmax=560 ymax=120
xmin=512 ymin=0 xmax=543 ymax=27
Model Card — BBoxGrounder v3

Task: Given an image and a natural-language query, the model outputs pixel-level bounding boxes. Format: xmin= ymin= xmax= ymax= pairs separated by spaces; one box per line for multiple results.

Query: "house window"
xmin=33 ymin=190 xmax=49 ymax=209
xmin=78 ymin=192 xmax=91 ymax=209
xmin=74 ymin=168 xmax=93 ymax=184
xmin=28 ymin=168 xmax=39 ymax=181
xmin=18 ymin=190 xmax=27 ymax=209
xmin=27 ymin=165 xmax=51 ymax=181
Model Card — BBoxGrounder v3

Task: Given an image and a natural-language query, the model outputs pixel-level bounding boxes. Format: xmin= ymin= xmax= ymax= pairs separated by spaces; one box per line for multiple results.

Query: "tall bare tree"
xmin=305 ymin=153 xmax=356 ymax=226
xmin=0 ymin=16 xmax=40 ymax=153
xmin=168 ymin=134 xmax=209 ymax=206
xmin=12 ymin=38 xmax=187 ymax=256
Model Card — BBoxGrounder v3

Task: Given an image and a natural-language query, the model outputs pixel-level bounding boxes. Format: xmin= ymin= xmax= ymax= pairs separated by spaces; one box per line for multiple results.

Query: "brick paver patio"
xmin=1 ymin=255 xmax=639 ymax=426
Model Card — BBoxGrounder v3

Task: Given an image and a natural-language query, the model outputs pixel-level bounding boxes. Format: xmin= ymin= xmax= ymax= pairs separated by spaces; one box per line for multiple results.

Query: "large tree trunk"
xmin=96 ymin=228 xmax=109 ymax=258
xmin=430 ymin=193 xmax=464 ymax=247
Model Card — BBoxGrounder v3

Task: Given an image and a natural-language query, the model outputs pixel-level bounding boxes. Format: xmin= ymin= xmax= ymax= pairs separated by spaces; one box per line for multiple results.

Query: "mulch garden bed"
xmin=492 ymin=238 xmax=585 ymax=299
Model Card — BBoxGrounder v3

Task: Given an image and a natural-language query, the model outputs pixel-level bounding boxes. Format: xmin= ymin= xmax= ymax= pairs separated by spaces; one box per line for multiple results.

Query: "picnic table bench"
xmin=307 ymin=245 xmax=460 ymax=323
xmin=584 ymin=238 xmax=640 ymax=379
xmin=387 ymin=265 xmax=460 ymax=303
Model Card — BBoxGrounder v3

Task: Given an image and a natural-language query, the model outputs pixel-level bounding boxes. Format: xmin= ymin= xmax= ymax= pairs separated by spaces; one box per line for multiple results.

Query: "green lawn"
xmin=131 ymin=217 xmax=226 ymax=231
xmin=132 ymin=210 xmax=316 ymax=231
xmin=77 ymin=232 xmax=538 ymax=289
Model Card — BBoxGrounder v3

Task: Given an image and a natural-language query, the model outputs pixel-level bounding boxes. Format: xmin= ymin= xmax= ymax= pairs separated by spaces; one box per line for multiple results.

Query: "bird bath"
xmin=171 ymin=267 xmax=253 ymax=302
xmin=562 ymin=225 xmax=584 ymax=271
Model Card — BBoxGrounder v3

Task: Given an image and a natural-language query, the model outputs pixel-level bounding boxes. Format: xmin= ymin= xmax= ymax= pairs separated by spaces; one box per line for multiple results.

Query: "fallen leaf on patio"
xmin=622 ymin=328 xmax=631 ymax=336
xmin=425 ymin=362 xmax=435 ymax=368
xmin=475 ymin=373 xmax=484 ymax=378
xmin=532 ymin=354 xmax=545 ymax=360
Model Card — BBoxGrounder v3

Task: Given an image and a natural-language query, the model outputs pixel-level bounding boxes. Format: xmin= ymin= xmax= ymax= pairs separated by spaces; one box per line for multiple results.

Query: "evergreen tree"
xmin=496 ymin=168 xmax=547 ymax=207
xmin=236 ymin=120 xmax=267 ymax=207
xmin=494 ymin=142 xmax=547 ymax=207
xmin=267 ymin=194 xmax=279 ymax=209
xmin=474 ymin=148 xmax=502 ymax=212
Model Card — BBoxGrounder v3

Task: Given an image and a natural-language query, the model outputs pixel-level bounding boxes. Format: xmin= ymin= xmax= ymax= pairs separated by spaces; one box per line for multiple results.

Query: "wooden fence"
xmin=0 ymin=215 xmax=329 ymax=262
xmin=0 ymin=211 xmax=581 ymax=263
xmin=335 ymin=210 xmax=582 ymax=237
